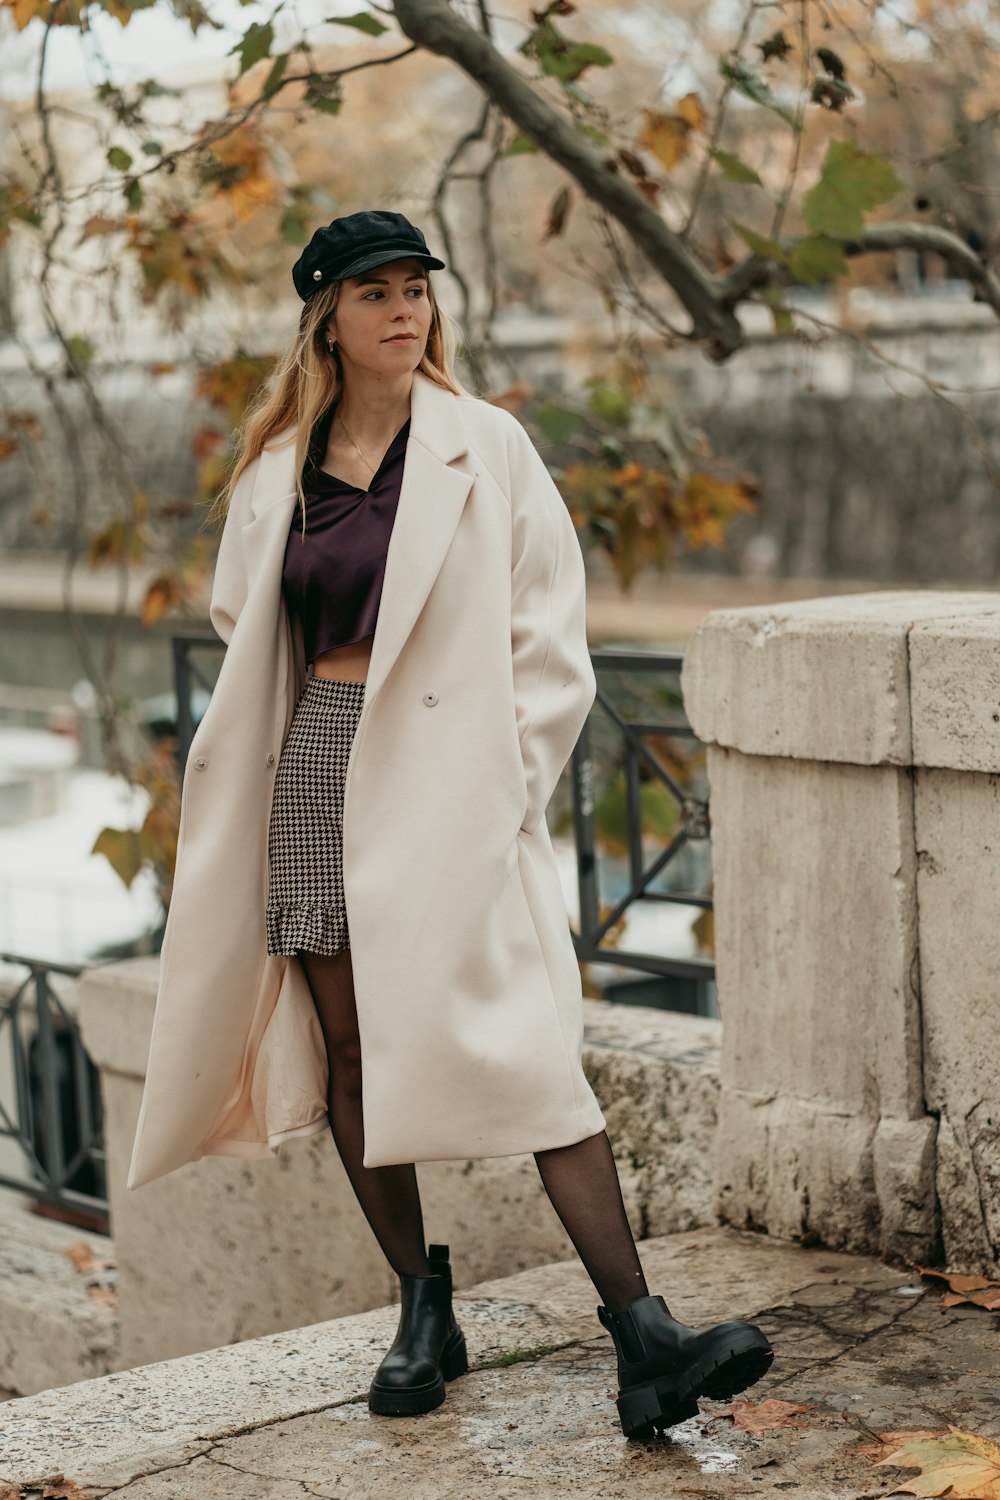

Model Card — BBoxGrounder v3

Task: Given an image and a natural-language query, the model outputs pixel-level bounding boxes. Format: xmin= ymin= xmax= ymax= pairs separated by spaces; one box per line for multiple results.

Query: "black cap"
xmin=292 ymin=210 xmax=446 ymax=301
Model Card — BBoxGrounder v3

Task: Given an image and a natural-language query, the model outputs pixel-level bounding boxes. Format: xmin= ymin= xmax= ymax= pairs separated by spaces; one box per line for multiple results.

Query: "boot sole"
xmin=617 ymin=1330 xmax=773 ymax=1441
xmin=368 ymin=1328 xmax=469 ymax=1416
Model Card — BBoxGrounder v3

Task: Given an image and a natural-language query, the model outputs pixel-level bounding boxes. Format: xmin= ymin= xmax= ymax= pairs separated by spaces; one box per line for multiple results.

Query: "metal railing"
xmin=0 ymin=952 xmax=108 ymax=1230
xmin=571 ymin=649 xmax=715 ymax=1015
xmin=172 ymin=634 xmax=716 ymax=1013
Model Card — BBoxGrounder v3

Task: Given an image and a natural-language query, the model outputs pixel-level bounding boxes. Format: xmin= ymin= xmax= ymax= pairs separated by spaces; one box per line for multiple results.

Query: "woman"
xmin=127 ymin=209 xmax=773 ymax=1440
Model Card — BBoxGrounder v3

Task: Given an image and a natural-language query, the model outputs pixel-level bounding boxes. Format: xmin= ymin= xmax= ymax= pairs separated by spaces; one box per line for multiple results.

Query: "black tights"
xmin=298 ymin=947 xmax=649 ymax=1313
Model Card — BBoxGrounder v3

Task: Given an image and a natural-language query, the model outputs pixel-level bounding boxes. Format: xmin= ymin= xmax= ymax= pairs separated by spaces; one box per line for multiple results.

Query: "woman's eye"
xmin=363 ymin=288 xmax=424 ymax=300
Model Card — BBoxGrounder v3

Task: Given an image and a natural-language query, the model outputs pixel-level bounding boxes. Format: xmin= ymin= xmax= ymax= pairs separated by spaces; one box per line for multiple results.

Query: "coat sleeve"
xmin=208 ymin=458 xmax=258 ymax=646
xmin=506 ymin=415 xmax=597 ymax=836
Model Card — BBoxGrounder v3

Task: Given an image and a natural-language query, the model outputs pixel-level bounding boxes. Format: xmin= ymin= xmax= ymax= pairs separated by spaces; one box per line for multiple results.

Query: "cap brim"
xmin=334 ymin=245 xmax=446 ymax=282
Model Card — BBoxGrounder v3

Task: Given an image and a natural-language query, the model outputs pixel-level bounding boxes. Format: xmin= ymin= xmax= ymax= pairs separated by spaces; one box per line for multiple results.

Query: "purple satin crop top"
xmin=281 ymin=399 xmax=410 ymax=666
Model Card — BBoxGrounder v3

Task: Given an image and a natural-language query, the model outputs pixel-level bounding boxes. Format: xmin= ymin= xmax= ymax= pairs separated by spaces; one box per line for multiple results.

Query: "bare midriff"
xmin=311 ymin=633 xmax=374 ymax=684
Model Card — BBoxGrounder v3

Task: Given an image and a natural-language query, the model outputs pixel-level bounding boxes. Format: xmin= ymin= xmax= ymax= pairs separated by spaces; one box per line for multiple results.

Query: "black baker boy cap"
xmin=292 ymin=209 xmax=446 ymax=301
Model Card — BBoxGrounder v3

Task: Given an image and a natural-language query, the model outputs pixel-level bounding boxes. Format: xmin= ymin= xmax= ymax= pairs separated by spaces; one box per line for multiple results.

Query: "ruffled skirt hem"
xmin=265 ymin=902 xmax=350 ymax=957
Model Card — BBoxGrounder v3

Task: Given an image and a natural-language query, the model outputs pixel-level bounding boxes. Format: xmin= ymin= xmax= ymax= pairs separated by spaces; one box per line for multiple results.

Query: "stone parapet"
xmin=682 ymin=590 xmax=1000 ymax=1273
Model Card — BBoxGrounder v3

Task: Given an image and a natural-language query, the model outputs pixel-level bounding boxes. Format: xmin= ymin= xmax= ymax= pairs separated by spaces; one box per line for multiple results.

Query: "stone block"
xmin=681 ymin=591 xmax=1000 ymax=767
xmin=0 ymin=1188 xmax=117 ymax=1397
xmin=913 ymin=765 xmax=1000 ymax=1272
xmin=703 ymin=744 xmax=935 ymax=1261
xmin=909 ymin=611 xmax=1000 ymax=771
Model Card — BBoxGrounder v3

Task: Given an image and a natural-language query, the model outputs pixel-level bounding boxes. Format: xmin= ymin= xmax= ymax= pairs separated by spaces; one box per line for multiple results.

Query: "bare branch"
xmin=722 ymin=222 xmax=1000 ymax=317
xmin=390 ymin=0 xmax=745 ymax=360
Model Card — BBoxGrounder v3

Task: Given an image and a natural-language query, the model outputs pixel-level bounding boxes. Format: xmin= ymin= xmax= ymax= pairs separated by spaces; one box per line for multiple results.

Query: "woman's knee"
xmin=330 ymin=1034 xmax=365 ymax=1099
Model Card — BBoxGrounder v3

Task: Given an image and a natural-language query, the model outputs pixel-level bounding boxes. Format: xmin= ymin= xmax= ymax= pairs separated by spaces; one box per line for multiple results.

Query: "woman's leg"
xmin=534 ymin=1129 xmax=649 ymax=1313
xmin=298 ymin=946 xmax=432 ymax=1278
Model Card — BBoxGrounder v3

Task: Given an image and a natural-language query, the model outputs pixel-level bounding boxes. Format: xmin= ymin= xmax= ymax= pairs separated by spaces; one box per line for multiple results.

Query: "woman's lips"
xmin=384 ymin=334 xmax=417 ymax=342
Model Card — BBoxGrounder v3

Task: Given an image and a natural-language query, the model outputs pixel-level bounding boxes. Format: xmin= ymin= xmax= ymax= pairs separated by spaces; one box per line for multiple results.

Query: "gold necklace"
xmin=333 ymin=413 xmax=377 ymax=475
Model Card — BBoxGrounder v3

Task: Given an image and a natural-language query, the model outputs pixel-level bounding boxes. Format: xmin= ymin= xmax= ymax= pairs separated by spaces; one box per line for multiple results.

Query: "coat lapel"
xmin=239 ymin=368 xmax=475 ymax=714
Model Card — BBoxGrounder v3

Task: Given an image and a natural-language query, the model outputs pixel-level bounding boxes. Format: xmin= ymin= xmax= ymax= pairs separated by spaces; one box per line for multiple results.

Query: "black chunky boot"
xmin=598 ymin=1293 xmax=774 ymax=1440
xmin=368 ymin=1243 xmax=469 ymax=1416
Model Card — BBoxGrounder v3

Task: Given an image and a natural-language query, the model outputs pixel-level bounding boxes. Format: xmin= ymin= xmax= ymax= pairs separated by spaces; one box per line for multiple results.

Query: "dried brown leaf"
xmin=708 ymin=1397 xmax=815 ymax=1435
xmin=916 ymin=1265 xmax=1000 ymax=1310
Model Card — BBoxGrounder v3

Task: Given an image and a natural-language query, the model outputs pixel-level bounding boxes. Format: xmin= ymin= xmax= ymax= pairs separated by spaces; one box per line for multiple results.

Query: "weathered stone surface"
xmin=705 ymin=747 xmax=931 ymax=1260
xmin=909 ymin=612 xmax=1000 ymax=771
xmin=681 ymin=590 xmax=1000 ymax=767
xmin=0 ymin=1188 xmax=117 ymax=1397
xmin=684 ymin=591 xmax=1000 ymax=1272
xmin=78 ymin=961 xmax=720 ymax=1373
xmin=4 ymin=1226 xmax=996 ymax=1500
xmin=914 ymin=764 xmax=1000 ymax=1272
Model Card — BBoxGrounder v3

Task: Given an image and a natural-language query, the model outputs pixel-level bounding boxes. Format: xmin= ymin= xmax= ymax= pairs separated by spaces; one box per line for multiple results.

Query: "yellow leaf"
xmin=874 ymin=1426 xmax=1000 ymax=1499
xmin=91 ymin=827 xmax=144 ymax=888
xmin=141 ymin=575 xmax=180 ymax=627
xmin=637 ymin=109 xmax=693 ymax=172
xmin=676 ymin=92 xmax=707 ymax=132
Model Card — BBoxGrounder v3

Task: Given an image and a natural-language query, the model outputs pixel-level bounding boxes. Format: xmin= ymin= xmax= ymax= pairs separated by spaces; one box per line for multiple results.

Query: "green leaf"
xmin=500 ymin=133 xmax=539 ymax=158
xmin=524 ymin=21 xmax=613 ymax=84
xmin=730 ymin=219 xmax=789 ymax=263
xmin=107 ymin=145 xmax=133 ymax=171
xmin=326 ymin=10 xmax=387 ymax=35
xmin=803 ymin=140 xmax=905 ymax=238
xmin=304 ymin=75 xmax=343 ymax=115
xmin=280 ymin=190 xmax=315 ymax=245
xmin=718 ymin=57 xmax=799 ymax=128
xmin=787 ymin=233 xmax=848 ymax=285
xmin=536 ymin=403 xmax=582 ymax=444
xmin=261 ymin=51 xmax=289 ymax=97
xmin=233 ymin=20 xmax=274 ymax=76
xmin=65 ymin=335 xmax=95 ymax=371
xmin=757 ymin=287 xmax=795 ymax=335
xmin=710 ymin=147 xmax=763 ymax=186
xmin=140 ymin=140 xmax=163 ymax=155
xmin=125 ymin=177 xmax=143 ymax=209
xmin=585 ymin=378 xmax=632 ymax=428
xmin=140 ymin=78 xmax=181 ymax=98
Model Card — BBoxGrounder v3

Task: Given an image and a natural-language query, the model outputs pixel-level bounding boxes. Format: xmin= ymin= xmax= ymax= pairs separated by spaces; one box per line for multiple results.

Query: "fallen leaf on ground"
xmin=706 ymin=1397 xmax=815 ymax=1435
xmin=856 ymin=1430 xmax=948 ymax=1462
xmin=869 ymin=1426 xmax=1000 ymax=1498
xmin=0 ymin=1478 xmax=91 ymax=1499
xmin=915 ymin=1266 xmax=1000 ymax=1310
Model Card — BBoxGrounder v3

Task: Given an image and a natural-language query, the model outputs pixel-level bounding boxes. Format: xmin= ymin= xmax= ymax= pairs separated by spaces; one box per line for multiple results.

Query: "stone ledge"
xmin=0 ymin=1225 xmax=918 ymax=1493
xmin=0 ymin=1188 xmax=118 ymax=1398
xmin=681 ymin=590 xmax=1000 ymax=766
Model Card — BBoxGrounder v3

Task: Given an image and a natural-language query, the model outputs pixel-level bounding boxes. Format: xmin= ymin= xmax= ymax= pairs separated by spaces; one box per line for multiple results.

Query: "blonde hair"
xmin=206 ymin=268 xmax=472 ymax=532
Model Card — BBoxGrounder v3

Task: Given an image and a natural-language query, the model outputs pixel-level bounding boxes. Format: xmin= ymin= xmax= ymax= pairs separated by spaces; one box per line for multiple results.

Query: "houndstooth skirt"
xmin=265 ymin=675 xmax=366 ymax=957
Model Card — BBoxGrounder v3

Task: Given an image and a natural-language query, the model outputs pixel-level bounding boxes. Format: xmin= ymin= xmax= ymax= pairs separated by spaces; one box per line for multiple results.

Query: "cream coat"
xmin=126 ymin=368 xmax=606 ymax=1192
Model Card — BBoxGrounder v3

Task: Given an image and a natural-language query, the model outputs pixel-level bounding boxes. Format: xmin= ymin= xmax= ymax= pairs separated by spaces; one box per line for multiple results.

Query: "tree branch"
xmin=390 ymin=0 xmax=745 ymax=360
xmin=721 ymin=222 xmax=1000 ymax=317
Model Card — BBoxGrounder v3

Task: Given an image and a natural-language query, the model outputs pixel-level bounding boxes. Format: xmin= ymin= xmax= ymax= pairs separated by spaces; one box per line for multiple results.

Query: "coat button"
xmin=422 ymin=691 xmax=438 ymax=706
xmin=266 ymin=752 xmax=275 ymax=765
xmin=193 ymin=755 xmax=208 ymax=770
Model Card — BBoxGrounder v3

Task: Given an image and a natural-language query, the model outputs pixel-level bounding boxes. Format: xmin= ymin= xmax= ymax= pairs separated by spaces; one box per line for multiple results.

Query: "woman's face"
xmin=326 ymin=255 xmax=432 ymax=376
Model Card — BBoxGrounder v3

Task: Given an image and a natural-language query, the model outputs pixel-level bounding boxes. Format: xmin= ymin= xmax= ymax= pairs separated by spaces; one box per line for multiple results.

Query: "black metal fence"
xmin=572 ymin=649 xmax=716 ymax=1016
xmin=0 ymin=952 xmax=108 ymax=1231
